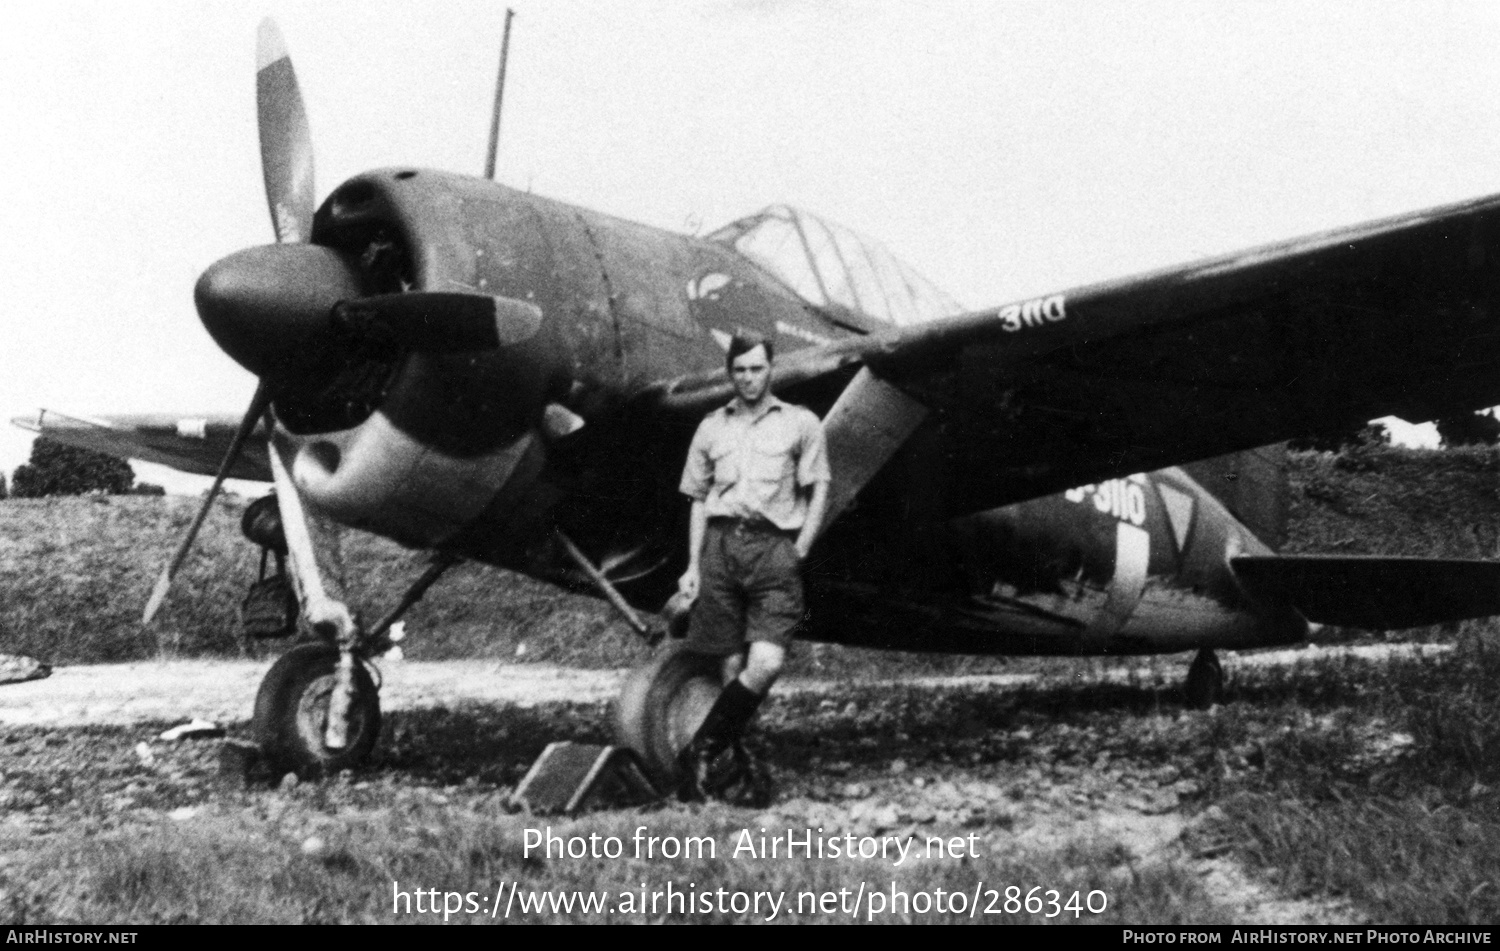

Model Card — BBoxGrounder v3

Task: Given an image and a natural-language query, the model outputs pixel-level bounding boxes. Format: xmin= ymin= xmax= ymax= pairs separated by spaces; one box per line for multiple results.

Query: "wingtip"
xmin=256 ymin=18 xmax=288 ymax=73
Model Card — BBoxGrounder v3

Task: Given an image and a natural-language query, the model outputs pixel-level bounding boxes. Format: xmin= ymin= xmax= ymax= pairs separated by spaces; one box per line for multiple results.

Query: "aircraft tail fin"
xmin=1231 ymin=554 xmax=1500 ymax=629
xmin=1182 ymin=444 xmax=1288 ymax=550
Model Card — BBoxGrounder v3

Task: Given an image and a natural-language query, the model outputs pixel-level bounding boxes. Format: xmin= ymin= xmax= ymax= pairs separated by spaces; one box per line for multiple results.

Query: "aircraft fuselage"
xmin=262 ymin=168 xmax=1305 ymax=658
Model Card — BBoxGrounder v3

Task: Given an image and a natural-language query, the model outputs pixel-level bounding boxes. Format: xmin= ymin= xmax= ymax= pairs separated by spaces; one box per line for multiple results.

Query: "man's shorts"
xmin=684 ymin=519 xmax=804 ymax=656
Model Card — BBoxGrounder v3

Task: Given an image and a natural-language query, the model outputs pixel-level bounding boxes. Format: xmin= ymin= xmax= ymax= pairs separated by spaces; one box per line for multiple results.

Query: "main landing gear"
xmin=249 ymin=551 xmax=458 ymax=778
xmin=238 ymin=478 xmax=460 ymax=778
xmin=611 ymin=645 xmax=724 ymax=791
xmin=1184 ymin=648 xmax=1223 ymax=710
xmin=254 ymin=642 xmax=382 ymax=777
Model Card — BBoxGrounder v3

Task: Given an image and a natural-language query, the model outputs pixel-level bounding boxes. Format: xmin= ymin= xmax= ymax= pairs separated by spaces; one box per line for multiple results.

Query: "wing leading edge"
xmin=652 ymin=192 xmax=1500 ymax=518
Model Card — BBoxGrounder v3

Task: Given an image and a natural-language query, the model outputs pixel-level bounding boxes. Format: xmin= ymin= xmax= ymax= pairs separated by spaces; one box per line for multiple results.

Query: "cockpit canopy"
xmin=708 ymin=205 xmax=964 ymax=327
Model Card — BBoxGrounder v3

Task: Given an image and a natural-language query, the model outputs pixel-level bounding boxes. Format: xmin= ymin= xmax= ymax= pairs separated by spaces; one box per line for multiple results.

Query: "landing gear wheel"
xmin=253 ymin=643 xmax=381 ymax=779
xmin=611 ymin=645 xmax=723 ymax=791
xmin=1185 ymin=648 xmax=1223 ymax=710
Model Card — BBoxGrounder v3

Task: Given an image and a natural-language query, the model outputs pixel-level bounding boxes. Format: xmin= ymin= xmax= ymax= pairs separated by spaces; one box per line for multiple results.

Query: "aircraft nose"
xmin=194 ymin=244 xmax=366 ymax=378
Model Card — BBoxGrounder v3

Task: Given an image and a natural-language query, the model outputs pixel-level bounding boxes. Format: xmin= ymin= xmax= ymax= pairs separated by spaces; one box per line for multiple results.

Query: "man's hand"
xmin=678 ymin=565 xmax=701 ymax=601
xmin=795 ymin=480 xmax=829 ymax=564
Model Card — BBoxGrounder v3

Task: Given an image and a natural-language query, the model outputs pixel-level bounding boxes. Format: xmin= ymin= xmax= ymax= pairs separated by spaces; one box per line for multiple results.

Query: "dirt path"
xmin=0 ymin=641 xmax=1445 ymax=729
xmin=0 ymin=659 xmax=625 ymax=727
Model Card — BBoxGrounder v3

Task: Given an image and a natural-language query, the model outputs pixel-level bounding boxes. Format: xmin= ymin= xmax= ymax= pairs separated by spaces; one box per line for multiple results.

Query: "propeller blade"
xmin=332 ymin=292 xmax=543 ymax=353
xmin=257 ymin=18 xmax=315 ymax=244
xmin=142 ymin=382 xmax=274 ymax=626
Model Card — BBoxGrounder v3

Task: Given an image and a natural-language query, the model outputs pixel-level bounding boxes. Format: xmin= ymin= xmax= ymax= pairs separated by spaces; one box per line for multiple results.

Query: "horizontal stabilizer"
xmin=1231 ymin=555 xmax=1500 ymax=629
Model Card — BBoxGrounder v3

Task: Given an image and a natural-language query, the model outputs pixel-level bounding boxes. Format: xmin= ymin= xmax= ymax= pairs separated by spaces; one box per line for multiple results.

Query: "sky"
xmin=6 ymin=0 xmax=1500 ymax=491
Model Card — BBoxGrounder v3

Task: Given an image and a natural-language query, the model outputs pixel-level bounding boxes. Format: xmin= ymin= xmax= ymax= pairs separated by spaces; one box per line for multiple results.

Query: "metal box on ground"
xmin=509 ymin=742 xmax=659 ymax=815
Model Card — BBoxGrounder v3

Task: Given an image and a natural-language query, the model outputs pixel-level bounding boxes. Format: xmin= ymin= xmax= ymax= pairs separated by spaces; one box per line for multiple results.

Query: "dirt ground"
xmin=0 ymin=659 xmax=624 ymax=728
xmin=0 ymin=642 xmax=1439 ymax=729
xmin=0 ymin=643 xmax=1442 ymax=924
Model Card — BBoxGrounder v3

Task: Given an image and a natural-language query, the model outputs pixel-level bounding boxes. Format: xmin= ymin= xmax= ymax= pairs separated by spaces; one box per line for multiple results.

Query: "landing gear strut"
xmin=1185 ymin=648 xmax=1223 ymax=710
xmin=248 ymin=439 xmax=462 ymax=778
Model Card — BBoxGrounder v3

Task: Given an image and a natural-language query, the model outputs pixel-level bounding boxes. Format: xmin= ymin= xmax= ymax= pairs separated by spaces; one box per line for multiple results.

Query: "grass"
xmin=0 ymin=494 xmax=1021 ymax=679
xmin=0 ymin=493 xmax=645 ymax=666
xmin=1186 ymin=643 xmax=1500 ymax=925
xmin=4 ymin=445 xmax=1500 ymax=922
xmin=1285 ymin=441 xmax=1500 ymax=560
xmin=1 ymin=794 xmax=1232 ymax=925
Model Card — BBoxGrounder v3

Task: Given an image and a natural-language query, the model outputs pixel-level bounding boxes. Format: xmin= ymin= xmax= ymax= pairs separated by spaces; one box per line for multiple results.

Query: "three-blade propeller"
xmin=143 ymin=19 xmax=315 ymax=626
xmin=145 ymin=19 xmax=545 ymax=625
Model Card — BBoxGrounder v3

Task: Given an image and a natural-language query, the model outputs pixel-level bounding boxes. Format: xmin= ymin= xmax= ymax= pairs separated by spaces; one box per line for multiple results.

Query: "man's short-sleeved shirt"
xmin=679 ymin=394 xmax=831 ymax=531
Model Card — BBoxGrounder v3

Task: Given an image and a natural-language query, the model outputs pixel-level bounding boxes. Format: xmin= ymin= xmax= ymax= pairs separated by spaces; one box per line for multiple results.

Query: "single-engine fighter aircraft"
xmin=23 ymin=20 xmax=1500 ymax=786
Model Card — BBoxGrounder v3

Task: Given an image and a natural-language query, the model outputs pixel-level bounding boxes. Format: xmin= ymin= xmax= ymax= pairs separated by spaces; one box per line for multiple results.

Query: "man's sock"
xmin=678 ymin=678 xmax=768 ymax=800
xmin=689 ymin=678 xmax=764 ymax=755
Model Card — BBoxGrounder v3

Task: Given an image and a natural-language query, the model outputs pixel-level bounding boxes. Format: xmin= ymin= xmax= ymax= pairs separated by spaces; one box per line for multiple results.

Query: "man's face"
xmin=730 ymin=344 xmax=771 ymax=405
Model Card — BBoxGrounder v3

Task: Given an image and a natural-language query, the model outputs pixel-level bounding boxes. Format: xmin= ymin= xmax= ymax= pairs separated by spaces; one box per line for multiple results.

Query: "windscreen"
xmin=707 ymin=205 xmax=964 ymax=327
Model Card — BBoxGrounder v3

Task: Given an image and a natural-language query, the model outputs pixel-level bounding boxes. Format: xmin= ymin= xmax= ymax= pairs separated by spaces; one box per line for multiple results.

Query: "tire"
xmin=611 ymin=646 xmax=723 ymax=790
xmin=1184 ymin=648 xmax=1223 ymax=710
xmin=253 ymin=643 xmax=381 ymax=779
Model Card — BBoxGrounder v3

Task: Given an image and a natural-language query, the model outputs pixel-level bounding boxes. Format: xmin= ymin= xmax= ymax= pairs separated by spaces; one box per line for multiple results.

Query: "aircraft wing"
xmin=12 ymin=411 xmax=272 ymax=482
xmin=651 ymin=193 xmax=1500 ymax=517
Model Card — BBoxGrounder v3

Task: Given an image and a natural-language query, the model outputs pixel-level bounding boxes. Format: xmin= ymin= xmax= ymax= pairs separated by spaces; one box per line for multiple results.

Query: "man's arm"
xmin=678 ymin=417 xmax=715 ymax=600
xmin=795 ymin=479 xmax=829 ymax=561
xmin=679 ymin=499 xmax=708 ymax=599
xmin=794 ymin=407 xmax=833 ymax=560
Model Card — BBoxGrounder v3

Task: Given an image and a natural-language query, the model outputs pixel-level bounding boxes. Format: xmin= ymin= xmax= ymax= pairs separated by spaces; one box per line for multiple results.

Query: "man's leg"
xmin=738 ymin=640 xmax=785 ymax=695
xmin=687 ymin=641 xmax=783 ymax=777
xmin=677 ymin=528 xmax=749 ymax=801
xmin=678 ymin=675 xmax=759 ymax=801
xmin=683 ymin=535 xmax=799 ymax=803
xmin=678 ymin=656 xmax=776 ymax=802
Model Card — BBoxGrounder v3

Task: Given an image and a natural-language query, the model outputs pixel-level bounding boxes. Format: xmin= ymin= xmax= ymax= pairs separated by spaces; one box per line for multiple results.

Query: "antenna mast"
xmin=485 ymin=9 xmax=516 ymax=181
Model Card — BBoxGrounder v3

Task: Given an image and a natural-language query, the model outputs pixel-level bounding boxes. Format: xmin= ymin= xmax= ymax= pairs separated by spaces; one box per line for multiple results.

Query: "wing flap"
xmin=1231 ymin=554 xmax=1500 ymax=629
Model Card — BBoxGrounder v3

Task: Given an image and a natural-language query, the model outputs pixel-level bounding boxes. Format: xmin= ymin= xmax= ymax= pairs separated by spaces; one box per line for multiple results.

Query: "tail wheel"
xmin=253 ymin=642 xmax=381 ymax=778
xmin=1184 ymin=648 xmax=1223 ymax=710
xmin=611 ymin=646 xmax=723 ymax=790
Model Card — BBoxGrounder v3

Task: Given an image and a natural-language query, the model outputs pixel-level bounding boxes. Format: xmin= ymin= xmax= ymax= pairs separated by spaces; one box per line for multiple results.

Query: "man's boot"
xmin=722 ymin=738 xmax=775 ymax=807
xmin=677 ymin=678 xmax=763 ymax=802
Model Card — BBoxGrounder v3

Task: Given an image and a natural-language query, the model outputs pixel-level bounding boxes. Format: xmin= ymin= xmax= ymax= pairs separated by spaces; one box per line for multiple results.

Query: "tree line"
xmin=1288 ymin=409 xmax=1500 ymax=452
xmin=3 ymin=438 xmax=162 ymax=499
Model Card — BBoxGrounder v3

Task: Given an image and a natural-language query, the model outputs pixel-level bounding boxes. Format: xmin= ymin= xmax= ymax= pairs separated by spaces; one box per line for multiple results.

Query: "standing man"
xmin=676 ymin=330 xmax=830 ymax=802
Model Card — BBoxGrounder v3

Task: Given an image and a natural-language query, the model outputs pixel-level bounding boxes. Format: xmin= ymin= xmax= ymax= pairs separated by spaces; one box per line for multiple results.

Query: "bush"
xmin=1289 ymin=421 xmax=1390 ymax=453
xmin=11 ymin=438 xmax=134 ymax=497
xmin=1435 ymin=409 xmax=1500 ymax=447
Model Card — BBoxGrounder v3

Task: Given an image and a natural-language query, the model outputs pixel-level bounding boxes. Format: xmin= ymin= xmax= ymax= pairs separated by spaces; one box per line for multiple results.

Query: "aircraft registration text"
xmin=999 ymin=294 xmax=1066 ymax=332
xmin=1065 ymin=477 xmax=1147 ymax=527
